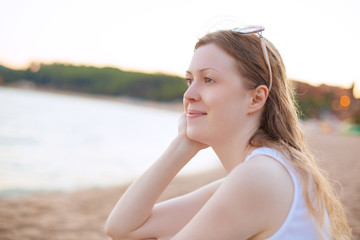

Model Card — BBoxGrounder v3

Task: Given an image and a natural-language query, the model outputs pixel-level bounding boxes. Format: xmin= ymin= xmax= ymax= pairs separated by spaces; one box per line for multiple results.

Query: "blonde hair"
xmin=195 ymin=30 xmax=352 ymax=239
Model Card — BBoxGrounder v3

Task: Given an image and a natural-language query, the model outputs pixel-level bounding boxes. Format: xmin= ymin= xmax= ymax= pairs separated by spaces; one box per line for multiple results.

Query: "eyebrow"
xmin=186 ymin=67 xmax=218 ymax=75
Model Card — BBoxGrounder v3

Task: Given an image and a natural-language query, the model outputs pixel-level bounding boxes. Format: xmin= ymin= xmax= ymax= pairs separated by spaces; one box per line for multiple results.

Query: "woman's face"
xmin=184 ymin=43 xmax=252 ymax=145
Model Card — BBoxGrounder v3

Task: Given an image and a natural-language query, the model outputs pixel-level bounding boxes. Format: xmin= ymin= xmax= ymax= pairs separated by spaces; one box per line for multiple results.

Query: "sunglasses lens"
xmin=234 ymin=26 xmax=264 ymax=34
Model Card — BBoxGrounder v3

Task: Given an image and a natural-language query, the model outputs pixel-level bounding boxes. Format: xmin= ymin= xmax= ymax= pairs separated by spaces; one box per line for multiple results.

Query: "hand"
xmin=177 ymin=113 xmax=208 ymax=153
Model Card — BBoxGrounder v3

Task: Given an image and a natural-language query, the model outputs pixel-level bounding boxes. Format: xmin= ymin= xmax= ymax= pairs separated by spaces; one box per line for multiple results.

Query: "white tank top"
xmin=244 ymin=147 xmax=329 ymax=240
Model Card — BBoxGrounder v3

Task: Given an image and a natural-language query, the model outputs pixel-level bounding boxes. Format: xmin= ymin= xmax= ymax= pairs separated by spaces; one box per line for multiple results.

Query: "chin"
xmin=186 ymin=127 xmax=210 ymax=145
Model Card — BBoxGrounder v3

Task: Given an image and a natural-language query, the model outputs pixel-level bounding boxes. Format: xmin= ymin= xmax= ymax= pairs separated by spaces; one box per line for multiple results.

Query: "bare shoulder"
xmin=229 ymin=154 xmax=294 ymax=189
xmin=223 ymin=153 xmax=294 ymax=204
xmin=220 ymin=154 xmax=294 ymax=238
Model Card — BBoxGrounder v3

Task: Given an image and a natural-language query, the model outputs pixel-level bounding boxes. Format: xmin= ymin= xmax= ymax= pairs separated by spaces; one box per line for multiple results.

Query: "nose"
xmin=183 ymin=82 xmax=200 ymax=102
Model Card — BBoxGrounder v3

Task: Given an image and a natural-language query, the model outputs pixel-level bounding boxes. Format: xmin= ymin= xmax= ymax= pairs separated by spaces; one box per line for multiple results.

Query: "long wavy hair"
xmin=195 ymin=30 xmax=351 ymax=240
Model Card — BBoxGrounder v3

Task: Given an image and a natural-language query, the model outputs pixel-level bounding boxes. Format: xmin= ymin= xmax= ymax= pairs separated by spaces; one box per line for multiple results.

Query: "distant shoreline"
xmin=3 ymin=85 xmax=359 ymax=137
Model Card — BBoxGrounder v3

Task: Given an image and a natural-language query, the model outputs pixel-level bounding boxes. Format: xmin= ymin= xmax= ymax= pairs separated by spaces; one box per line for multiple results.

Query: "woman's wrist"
xmin=170 ymin=134 xmax=203 ymax=158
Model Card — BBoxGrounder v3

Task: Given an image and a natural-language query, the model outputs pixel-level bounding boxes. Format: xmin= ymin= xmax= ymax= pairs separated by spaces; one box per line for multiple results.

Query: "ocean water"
xmin=0 ymin=87 xmax=219 ymax=198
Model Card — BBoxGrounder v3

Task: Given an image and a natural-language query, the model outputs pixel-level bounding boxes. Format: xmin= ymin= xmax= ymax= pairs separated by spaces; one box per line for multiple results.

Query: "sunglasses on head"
xmin=233 ymin=26 xmax=272 ymax=92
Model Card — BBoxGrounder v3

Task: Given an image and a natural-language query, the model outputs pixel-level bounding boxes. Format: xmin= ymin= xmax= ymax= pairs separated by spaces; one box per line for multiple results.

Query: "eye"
xmin=204 ymin=77 xmax=214 ymax=83
xmin=185 ymin=78 xmax=193 ymax=86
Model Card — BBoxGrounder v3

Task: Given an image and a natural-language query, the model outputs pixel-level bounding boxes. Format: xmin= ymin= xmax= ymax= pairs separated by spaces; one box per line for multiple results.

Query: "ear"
xmin=247 ymin=85 xmax=269 ymax=114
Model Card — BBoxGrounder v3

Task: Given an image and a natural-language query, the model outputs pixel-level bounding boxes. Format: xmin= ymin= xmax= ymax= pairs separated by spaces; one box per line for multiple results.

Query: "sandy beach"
xmin=0 ymin=92 xmax=359 ymax=239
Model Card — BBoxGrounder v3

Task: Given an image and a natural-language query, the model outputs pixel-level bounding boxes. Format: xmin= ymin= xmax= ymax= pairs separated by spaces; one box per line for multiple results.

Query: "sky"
xmin=0 ymin=0 xmax=359 ymax=96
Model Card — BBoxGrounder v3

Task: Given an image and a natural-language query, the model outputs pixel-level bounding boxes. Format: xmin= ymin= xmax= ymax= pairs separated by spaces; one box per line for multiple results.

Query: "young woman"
xmin=105 ymin=26 xmax=351 ymax=239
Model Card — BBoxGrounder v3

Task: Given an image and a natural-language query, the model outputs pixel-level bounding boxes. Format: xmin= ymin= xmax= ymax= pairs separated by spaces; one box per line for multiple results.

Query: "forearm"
xmin=105 ymin=136 xmax=198 ymax=238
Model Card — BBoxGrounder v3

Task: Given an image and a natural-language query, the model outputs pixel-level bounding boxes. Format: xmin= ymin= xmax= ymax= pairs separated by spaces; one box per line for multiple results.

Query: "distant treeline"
xmin=0 ymin=63 xmax=187 ymax=102
xmin=1 ymin=63 xmax=359 ymax=123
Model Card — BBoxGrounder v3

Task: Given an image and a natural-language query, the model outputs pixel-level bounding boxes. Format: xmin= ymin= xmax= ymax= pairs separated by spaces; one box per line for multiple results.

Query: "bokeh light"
xmin=340 ymin=95 xmax=351 ymax=108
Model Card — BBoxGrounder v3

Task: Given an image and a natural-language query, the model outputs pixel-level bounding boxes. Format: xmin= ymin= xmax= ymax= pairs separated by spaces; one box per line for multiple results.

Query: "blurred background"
xmin=1 ymin=0 xmax=359 ymax=120
xmin=0 ymin=0 xmax=359 ymax=239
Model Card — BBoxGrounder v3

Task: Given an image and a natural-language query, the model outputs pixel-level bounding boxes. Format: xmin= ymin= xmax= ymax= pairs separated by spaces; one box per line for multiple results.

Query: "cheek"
xmin=209 ymin=96 xmax=248 ymax=128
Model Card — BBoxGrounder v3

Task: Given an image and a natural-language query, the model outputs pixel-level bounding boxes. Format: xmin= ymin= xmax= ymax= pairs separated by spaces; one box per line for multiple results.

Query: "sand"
xmin=0 ymin=131 xmax=359 ymax=240
xmin=0 ymin=93 xmax=359 ymax=239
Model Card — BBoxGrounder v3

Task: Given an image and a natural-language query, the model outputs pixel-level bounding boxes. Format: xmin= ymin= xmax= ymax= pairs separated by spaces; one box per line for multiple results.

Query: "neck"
xmin=211 ymin=123 xmax=258 ymax=173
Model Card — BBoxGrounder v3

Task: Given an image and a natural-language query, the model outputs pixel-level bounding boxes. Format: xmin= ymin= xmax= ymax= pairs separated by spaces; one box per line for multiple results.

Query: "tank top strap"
xmin=244 ymin=147 xmax=285 ymax=165
xmin=244 ymin=147 xmax=298 ymax=186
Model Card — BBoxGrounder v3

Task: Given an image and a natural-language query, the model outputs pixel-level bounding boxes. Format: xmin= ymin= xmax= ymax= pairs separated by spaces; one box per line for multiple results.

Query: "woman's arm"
xmin=105 ymin=114 xmax=208 ymax=240
xmin=131 ymin=177 xmax=223 ymax=239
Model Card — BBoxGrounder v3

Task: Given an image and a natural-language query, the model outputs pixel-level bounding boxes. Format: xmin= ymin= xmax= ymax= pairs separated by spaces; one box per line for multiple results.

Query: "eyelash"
xmin=185 ymin=78 xmax=193 ymax=86
xmin=185 ymin=77 xmax=214 ymax=86
xmin=204 ymin=77 xmax=214 ymax=83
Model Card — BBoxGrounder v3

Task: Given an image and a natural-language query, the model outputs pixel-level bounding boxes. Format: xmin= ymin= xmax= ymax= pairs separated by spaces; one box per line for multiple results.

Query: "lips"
xmin=187 ymin=110 xmax=207 ymax=118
